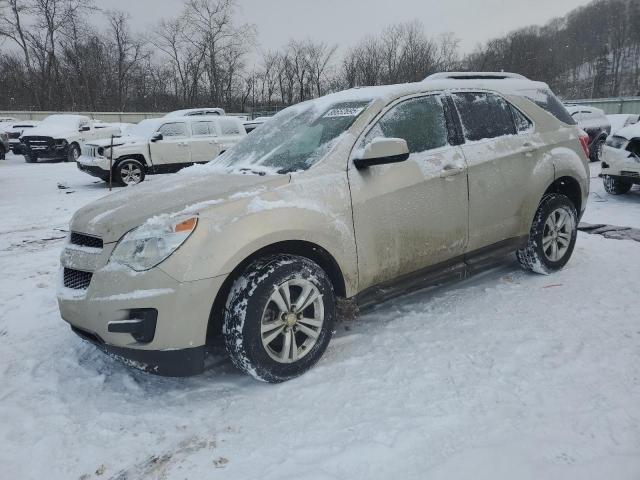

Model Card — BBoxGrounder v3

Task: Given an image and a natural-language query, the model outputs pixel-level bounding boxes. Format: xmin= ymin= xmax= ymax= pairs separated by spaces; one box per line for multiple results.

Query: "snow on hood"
xmin=613 ymin=123 xmax=640 ymax=140
xmin=70 ymin=171 xmax=290 ymax=243
xmin=21 ymin=123 xmax=81 ymax=139
xmin=85 ymin=135 xmax=146 ymax=148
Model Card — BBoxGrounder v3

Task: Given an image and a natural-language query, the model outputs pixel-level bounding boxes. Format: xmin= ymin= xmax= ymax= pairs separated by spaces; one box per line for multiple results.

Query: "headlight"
xmin=110 ymin=216 xmax=198 ymax=271
xmin=55 ymin=139 xmax=68 ymax=149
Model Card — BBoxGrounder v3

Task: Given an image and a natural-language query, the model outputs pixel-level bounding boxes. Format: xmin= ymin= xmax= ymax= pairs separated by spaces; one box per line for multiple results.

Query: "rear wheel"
xmin=517 ymin=194 xmax=578 ymax=275
xmin=115 ymin=159 xmax=145 ymax=186
xmin=603 ymin=175 xmax=632 ymax=195
xmin=223 ymin=254 xmax=336 ymax=383
xmin=590 ymin=137 xmax=605 ymax=162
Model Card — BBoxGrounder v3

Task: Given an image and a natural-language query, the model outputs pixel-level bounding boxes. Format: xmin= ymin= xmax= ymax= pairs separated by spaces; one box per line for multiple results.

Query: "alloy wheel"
xmin=120 ymin=163 xmax=142 ymax=185
xmin=260 ymin=279 xmax=324 ymax=364
xmin=542 ymin=207 xmax=575 ymax=262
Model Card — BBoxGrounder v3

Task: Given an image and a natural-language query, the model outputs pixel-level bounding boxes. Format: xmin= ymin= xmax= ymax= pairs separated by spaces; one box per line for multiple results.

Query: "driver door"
xmin=347 ymin=94 xmax=469 ymax=291
xmin=149 ymin=121 xmax=191 ymax=168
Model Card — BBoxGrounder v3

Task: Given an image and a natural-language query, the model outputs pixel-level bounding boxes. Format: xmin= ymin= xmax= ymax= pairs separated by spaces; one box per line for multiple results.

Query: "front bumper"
xmin=58 ymin=242 xmax=226 ymax=376
xmin=71 ymin=325 xmax=206 ymax=376
xmin=602 ymin=146 xmax=640 ymax=182
xmin=77 ymin=160 xmax=109 ymax=180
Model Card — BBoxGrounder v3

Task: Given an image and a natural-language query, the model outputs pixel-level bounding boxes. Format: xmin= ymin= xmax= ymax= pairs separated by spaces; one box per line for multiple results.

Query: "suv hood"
xmin=71 ymin=171 xmax=290 ymax=243
xmin=86 ymin=135 xmax=146 ymax=148
xmin=615 ymin=123 xmax=640 ymax=140
xmin=22 ymin=124 xmax=79 ymax=139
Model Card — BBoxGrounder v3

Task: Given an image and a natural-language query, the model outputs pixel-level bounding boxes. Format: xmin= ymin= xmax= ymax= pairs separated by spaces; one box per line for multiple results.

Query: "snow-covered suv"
xmin=21 ymin=115 xmax=120 ymax=163
xmin=77 ymin=115 xmax=246 ymax=185
xmin=602 ymin=124 xmax=640 ymax=194
xmin=58 ymin=74 xmax=589 ymax=382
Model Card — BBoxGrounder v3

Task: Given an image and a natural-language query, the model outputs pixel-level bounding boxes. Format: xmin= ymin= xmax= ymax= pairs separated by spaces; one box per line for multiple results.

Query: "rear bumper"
xmin=71 ymin=325 xmax=206 ymax=376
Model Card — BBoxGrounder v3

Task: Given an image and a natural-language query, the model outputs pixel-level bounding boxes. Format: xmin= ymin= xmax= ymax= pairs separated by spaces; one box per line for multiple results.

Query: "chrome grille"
xmin=70 ymin=232 xmax=103 ymax=249
xmin=82 ymin=145 xmax=98 ymax=157
xmin=23 ymin=136 xmax=53 ymax=151
xmin=63 ymin=268 xmax=93 ymax=290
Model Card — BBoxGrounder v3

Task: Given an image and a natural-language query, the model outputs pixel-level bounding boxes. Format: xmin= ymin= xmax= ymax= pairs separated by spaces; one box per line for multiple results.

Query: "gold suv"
xmin=58 ymin=73 xmax=590 ymax=382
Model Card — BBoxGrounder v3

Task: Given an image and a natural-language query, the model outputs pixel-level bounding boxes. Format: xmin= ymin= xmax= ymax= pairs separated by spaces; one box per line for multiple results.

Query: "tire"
xmin=115 ymin=159 xmax=145 ymax=186
xmin=603 ymin=175 xmax=632 ymax=195
xmin=24 ymin=152 xmax=37 ymax=163
xmin=223 ymin=254 xmax=336 ymax=383
xmin=67 ymin=144 xmax=80 ymax=163
xmin=0 ymin=146 xmax=5 ymax=160
xmin=517 ymin=194 xmax=578 ymax=275
xmin=589 ymin=137 xmax=605 ymax=163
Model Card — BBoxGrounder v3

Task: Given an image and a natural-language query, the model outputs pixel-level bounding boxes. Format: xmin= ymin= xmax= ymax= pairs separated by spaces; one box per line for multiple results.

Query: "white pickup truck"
xmin=77 ymin=115 xmax=246 ymax=185
xmin=21 ymin=115 xmax=121 ymax=163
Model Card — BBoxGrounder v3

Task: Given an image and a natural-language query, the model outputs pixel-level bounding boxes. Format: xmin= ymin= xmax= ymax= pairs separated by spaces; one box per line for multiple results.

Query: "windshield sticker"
xmin=323 ymin=107 xmax=365 ymax=118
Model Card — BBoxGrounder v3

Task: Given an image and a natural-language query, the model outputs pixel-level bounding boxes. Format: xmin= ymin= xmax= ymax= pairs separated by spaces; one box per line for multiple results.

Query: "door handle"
xmin=521 ymin=142 xmax=537 ymax=155
xmin=439 ymin=166 xmax=464 ymax=178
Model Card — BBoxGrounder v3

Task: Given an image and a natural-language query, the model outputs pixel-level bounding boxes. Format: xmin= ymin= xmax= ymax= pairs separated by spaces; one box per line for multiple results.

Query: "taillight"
xmin=579 ymin=133 xmax=590 ymax=159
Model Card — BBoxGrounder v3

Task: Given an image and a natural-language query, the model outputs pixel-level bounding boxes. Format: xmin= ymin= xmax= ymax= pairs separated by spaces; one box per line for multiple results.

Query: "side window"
xmin=219 ymin=119 xmax=241 ymax=135
xmin=192 ymin=121 xmax=214 ymax=136
xmin=452 ymin=92 xmax=516 ymax=141
xmin=510 ymin=105 xmax=533 ymax=133
xmin=159 ymin=122 xmax=187 ymax=137
xmin=363 ymin=95 xmax=448 ymax=154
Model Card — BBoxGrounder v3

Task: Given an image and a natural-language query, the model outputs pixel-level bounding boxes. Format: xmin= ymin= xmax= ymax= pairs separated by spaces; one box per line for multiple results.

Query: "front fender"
xmin=158 ymin=172 xmax=359 ymax=296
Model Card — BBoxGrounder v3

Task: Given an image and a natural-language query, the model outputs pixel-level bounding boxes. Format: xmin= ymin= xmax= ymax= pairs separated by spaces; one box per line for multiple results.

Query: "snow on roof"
xmin=426 ymin=71 xmax=528 ymax=80
xmin=298 ymin=76 xmax=552 ymax=111
xmin=565 ymin=105 xmax=605 ymax=115
xmin=165 ymin=108 xmax=226 ymax=117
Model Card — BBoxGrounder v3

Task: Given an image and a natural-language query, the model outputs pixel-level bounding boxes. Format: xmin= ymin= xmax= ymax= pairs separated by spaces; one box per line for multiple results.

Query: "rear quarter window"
xmin=523 ymin=88 xmax=576 ymax=126
xmin=452 ymin=92 xmax=516 ymax=141
xmin=219 ymin=119 xmax=241 ymax=135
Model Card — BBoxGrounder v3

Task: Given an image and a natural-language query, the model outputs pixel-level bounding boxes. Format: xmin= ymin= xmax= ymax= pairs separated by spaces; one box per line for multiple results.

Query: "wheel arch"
xmin=113 ymin=154 xmax=148 ymax=170
xmin=543 ymin=176 xmax=582 ymax=214
xmin=205 ymin=240 xmax=347 ymax=341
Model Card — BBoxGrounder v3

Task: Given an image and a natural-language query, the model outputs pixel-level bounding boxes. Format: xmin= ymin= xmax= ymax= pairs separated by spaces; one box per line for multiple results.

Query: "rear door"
xmin=189 ymin=120 xmax=220 ymax=163
xmin=348 ymin=94 xmax=469 ymax=291
xmin=149 ymin=121 xmax=191 ymax=168
xmin=451 ymin=91 xmax=541 ymax=251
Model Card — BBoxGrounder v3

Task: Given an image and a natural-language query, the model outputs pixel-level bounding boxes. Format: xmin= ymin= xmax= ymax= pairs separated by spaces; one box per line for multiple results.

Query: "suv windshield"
xmin=125 ymin=119 xmax=164 ymax=139
xmin=215 ymin=100 xmax=371 ymax=173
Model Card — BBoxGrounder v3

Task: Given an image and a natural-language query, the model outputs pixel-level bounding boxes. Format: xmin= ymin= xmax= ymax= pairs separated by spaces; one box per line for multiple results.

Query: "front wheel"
xmin=517 ymin=194 xmax=578 ymax=275
xmin=115 ymin=159 xmax=145 ymax=186
xmin=0 ymin=146 xmax=5 ymax=160
xmin=603 ymin=175 xmax=632 ymax=195
xmin=223 ymin=254 xmax=336 ymax=383
xmin=67 ymin=144 xmax=80 ymax=162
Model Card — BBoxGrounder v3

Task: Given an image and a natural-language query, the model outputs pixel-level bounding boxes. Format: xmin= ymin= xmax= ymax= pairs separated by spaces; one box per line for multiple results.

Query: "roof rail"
xmin=425 ymin=72 xmax=528 ymax=81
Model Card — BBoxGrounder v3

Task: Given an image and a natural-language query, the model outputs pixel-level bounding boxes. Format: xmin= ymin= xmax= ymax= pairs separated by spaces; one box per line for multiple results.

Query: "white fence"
xmin=567 ymin=97 xmax=640 ymax=115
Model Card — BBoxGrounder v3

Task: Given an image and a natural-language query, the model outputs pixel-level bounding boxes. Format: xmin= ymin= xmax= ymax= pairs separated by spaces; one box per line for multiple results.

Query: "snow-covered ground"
xmin=1 ymin=154 xmax=639 ymax=480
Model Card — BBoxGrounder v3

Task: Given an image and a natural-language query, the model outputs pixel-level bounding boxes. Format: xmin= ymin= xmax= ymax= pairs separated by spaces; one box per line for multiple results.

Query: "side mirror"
xmin=79 ymin=126 xmax=90 ymax=132
xmin=150 ymin=132 xmax=163 ymax=142
xmin=353 ymin=137 xmax=410 ymax=169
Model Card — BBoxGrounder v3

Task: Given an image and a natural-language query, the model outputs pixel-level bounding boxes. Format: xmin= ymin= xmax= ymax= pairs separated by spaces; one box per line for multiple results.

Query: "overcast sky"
xmin=101 ymin=0 xmax=588 ymax=58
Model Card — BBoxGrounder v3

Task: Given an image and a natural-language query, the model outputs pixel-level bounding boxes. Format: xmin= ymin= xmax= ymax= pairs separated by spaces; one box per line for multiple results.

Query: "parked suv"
xmin=58 ymin=74 xmax=589 ymax=382
xmin=21 ymin=115 xmax=121 ymax=163
xmin=77 ymin=116 xmax=246 ymax=185
xmin=565 ymin=105 xmax=611 ymax=162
